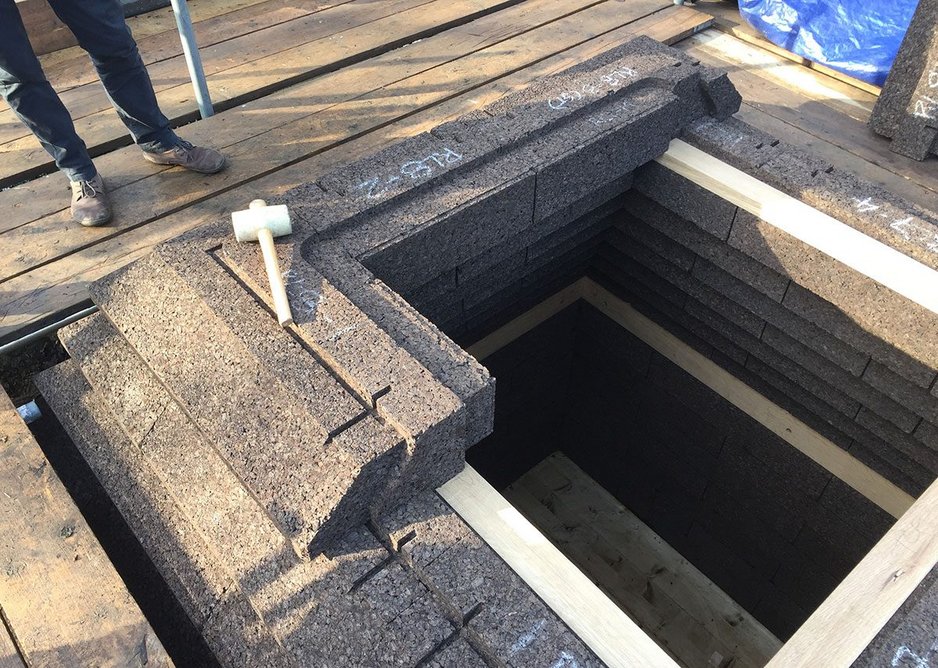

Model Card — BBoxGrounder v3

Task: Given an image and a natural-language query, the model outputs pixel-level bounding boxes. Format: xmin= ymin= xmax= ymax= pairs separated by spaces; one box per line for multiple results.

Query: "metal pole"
xmin=0 ymin=306 xmax=99 ymax=357
xmin=169 ymin=0 xmax=214 ymax=118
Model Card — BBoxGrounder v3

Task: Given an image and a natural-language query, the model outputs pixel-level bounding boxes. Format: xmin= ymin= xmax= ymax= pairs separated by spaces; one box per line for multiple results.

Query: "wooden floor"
xmin=504 ymin=452 xmax=782 ymax=668
xmin=0 ymin=0 xmax=935 ymax=343
xmin=0 ymin=0 xmax=710 ymax=343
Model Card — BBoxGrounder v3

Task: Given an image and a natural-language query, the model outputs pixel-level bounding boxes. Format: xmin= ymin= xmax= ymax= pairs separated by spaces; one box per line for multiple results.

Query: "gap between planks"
xmin=0 ymin=3 xmax=710 ymax=341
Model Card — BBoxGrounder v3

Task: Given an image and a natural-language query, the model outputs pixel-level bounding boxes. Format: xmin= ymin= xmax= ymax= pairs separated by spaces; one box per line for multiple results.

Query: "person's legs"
xmin=0 ymin=0 xmax=97 ymax=182
xmin=48 ymin=0 xmax=226 ymax=172
xmin=46 ymin=0 xmax=177 ymax=151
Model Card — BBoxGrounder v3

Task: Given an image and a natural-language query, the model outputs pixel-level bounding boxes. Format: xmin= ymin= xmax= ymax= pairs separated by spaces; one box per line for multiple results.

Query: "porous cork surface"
xmin=34 ymin=35 xmax=740 ymax=666
xmin=869 ymin=0 xmax=938 ymax=160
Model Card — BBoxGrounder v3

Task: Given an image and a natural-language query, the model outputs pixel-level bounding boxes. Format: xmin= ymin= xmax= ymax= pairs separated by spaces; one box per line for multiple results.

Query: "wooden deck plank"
xmin=0 ymin=0 xmax=534 ymax=231
xmin=34 ymin=0 xmax=286 ymax=71
xmin=505 ymin=453 xmax=781 ymax=668
xmin=0 ymin=4 xmax=711 ymax=341
xmin=677 ymin=32 xmax=938 ymax=197
xmin=0 ymin=0 xmax=451 ymax=184
xmin=0 ymin=389 xmax=172 ymax=667
xmin=0 ymin=0 xmax=351 ymax=145
xmin=0 ymin=616 xmax=24 ymax=668
xmin=0 ymin=0 xmax=670 ymax=277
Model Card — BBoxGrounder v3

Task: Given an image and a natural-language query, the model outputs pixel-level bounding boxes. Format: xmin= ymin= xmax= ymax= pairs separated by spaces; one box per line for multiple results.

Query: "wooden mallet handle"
xmin=251 ymin=200 xmax=293 ymax=327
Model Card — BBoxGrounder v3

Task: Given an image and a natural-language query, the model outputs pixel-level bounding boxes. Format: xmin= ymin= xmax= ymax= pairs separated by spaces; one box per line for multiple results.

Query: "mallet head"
xmin=231 ymin=199 xmax=292 ymax=242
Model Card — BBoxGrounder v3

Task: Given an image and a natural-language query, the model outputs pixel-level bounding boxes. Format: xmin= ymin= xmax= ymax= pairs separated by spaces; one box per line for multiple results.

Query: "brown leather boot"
xmin=70 ymin=174 xmax=112 ymax=227
xmin=142 ymin=139 xmax=227 ymax=173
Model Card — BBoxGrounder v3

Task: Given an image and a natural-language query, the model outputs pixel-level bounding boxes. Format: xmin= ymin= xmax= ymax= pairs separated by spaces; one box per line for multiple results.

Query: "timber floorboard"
xmin=0 ymin=0 xmax=709 ymax=341
xmin=0 ymin=388 xmax=172 ymax=667
xmin=504 ymin=452 xmax=782 ymax=668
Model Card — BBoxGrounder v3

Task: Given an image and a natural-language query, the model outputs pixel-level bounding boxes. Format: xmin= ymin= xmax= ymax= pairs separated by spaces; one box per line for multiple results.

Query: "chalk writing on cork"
xmin=912 ymin=61 xmax=938 ymax=120
xmin=356 ymin=147 xmax=463 ymax=200
xmin=547 ymin=67 xmax=638 ymax=111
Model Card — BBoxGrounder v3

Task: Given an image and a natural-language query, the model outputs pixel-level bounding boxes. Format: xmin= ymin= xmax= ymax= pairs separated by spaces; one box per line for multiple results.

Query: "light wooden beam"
xmin=580 ymin=279 xmax=915 ymax=519
xmin=767 ymin=475 xmax=938 ymax=666
xmin=656 ymin=139 xmax=938 ymax=315
xmin=467 ymin=278 xmax=588 ymax=361
xmin=438 ymin=465 xmax=681 ymax=668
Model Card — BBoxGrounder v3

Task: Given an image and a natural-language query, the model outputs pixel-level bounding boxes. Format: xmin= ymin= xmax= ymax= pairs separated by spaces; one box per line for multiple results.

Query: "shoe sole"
xmin=78 ymin=211 xmax=113 ymax=227
xmin=143 ymin=152 xmax=228 ymax=174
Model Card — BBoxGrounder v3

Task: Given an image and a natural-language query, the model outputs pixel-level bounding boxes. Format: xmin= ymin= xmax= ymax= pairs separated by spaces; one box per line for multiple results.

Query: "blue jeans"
xmin=0 ymin=0 xmax=178 ymax=182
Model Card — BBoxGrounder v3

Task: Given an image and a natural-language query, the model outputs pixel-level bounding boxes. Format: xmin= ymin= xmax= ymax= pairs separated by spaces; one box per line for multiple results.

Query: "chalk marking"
xmin=550 ymin=650 xmax=581 ymax=668
xmin=510 ymin=619 xmax=547 ymax=655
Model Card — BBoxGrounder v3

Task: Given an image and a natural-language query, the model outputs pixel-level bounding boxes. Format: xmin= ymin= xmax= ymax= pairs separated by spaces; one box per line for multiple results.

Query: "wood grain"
xmin=505 ymin=453 xmax=782 ymax=668
xmin=439 ymin=464 xmax=680 ymax=668
xmin=0 ymin=388 xmax=172 ymax=667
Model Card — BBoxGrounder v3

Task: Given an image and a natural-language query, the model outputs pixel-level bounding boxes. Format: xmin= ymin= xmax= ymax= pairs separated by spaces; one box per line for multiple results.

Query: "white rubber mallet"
xmin=232 ymin=199 xmax=294 ymax=327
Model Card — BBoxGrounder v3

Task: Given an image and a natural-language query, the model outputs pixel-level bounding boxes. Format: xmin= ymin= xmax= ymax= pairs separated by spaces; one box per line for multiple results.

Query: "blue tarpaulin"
xmin=737 ymin=0 xmax=920 ymax=86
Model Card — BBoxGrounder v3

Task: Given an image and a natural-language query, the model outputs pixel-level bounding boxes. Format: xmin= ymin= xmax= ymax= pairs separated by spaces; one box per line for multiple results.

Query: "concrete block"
xmin=90 ymin=251 xmax=405 ymax=554
xmin=423 ymin=531 xmax=599 ymax=667
xmin=530 ymin=87 xmax=683 ymax=222
xmin=634 ymin=161 xmax=737 ymax=240
xmin=528 ymin=206 xmax=615 ymax=266
xmin=863 ymin=361 xmax=938 ymax=427
xmin=692 ymin=243 xmax=870 ymax=375
xmin=595 ymin=242 xmax=687 ymax=311
xmin=869 ymin=0 xmax=938 ymax=159
xmin=855 ymin=408 xmax=938 ymax=473
xmin=725 ymin=418 xmax=832 ymax=500
xmin=615 ymin=212 xmax=697 ymax=271
xmin=59 ymin=312 xmax=293 ymax=581
xmin=682 ymin=522 xmax=770 ymax=613
xmin=683 ymin=115 xmax=784 ymax=171
xmin=358 ymin=168 xmax=536 ymax=295
xmin=752 ymin=583 xmax=809 ymax=642
xmin=815 ymin=477 xmax=896 ymax=543
xmin=202 ymin=592 xmax=296 ymax=668
xmin=140 ymin=402 xmax=293 ymax=581
xmin=848 ymin=429 xmax=935 ymax=498
xmin=373 ymin=593 xmax=453 ymax=666
xmin=855 ymin=566 xmax=938 ymax=668
xmin=226 ymin=242 xmax=472 ymax=496
xmin=58 ymin=313 xmax=170 ymax=446
xmin=708 ymin=437 xmax=814 ymax=543
xmin=806 ymin=168 xmax=938 ymax=272
xmin=746 ymin=351 xmax=861 ymax=422
xmin=753 ymin=147 xmax=833 ymax=194
xmin=316 ymin=132 xmax=472 ymax=232
xmin=373 ymin=491 xmax=474 ymax=570
xmin=407 ymin=270 xmax=457 ymax=311
xmin=691 ymin=259 xmax=769 ymax=337
xmin=771 ymin=559 xmax=842 ymax=620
